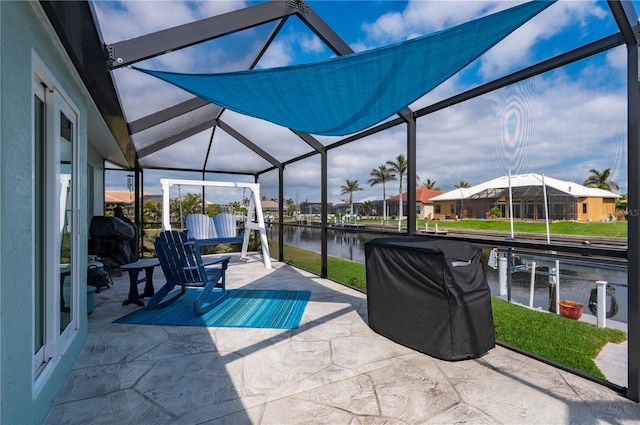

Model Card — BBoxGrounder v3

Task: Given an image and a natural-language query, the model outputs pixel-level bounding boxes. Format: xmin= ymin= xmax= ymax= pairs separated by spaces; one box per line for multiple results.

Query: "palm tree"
xmin=584 ymin=168 xmax=620 ymax=192
xmin=420 ymin=178 xmax=441 ymax=190
xmin=454 ymin=180 xmax=470 ymax=188
xmin=170 ymin=192 xmax=204 ymax=228
xmin=615 ymin=193 xmax=627 ymax=212
xmin=206 ymin=203 xmax=223 ymax=216
xmin=386 ymin=154 xmax=408 ymax=230
xmin=181 ymin=193 xmax=205 ymax=215
xmin=143 ymin=200 xmax=161 ymax=224
xmin=361 ymin=200 xmax=375 ymax=216
xmin=340 ymin=179 xmax=363 ymax=216
xmin=284 ymin=198 xmax=296 ymax=216
xmin=421 ymin=178 xmax=436 ymax=189
xmin=368 ymin=164 xmax=397 ymax=222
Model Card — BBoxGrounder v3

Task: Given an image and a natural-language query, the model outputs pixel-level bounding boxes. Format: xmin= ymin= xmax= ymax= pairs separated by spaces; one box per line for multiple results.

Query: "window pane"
xmin=34 ymin=95 xmax=45 ymax=354
xmin=60 ymin=111 xmax=73 ymax=333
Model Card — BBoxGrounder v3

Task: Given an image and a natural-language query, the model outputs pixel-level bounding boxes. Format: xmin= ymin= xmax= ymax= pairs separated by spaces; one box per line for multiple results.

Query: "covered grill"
xmin=88 ymin=215 xmax=138 ymax=268
xmin=365 ymin=237 xmax=495 ymax=361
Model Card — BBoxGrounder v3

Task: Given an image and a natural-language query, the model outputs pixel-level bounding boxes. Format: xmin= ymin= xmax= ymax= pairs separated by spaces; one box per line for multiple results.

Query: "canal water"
xmin=266 ymin=225 xmax=629 ymax=323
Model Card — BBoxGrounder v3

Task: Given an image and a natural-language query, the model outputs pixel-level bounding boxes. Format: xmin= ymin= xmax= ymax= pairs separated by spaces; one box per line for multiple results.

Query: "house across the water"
xmin=430 ymin=173 xmax=619 ymax=222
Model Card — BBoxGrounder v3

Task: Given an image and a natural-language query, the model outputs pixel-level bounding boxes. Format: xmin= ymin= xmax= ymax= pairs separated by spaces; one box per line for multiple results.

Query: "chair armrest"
xmin=201 ymin=256 xmax=231 ymax=267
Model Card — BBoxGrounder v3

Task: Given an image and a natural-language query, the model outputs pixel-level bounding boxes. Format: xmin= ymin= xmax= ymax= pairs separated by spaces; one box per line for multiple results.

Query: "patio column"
xmin=609 ymin=0 xmax=640 ymax=402
xmin=136 ymin=167 xmax=143 ymax=258
xmin=201 ymin=171 xmax=206 ymax=214
xmin=279 ymin=166 xmax=284 ymax=262
xmin=321 ymin=150 xmax=328 ymax=278
xmin=626 ymin=33 xmax=640 ymax=403
xmin=406 ymin=114 xmax=417 ymax=235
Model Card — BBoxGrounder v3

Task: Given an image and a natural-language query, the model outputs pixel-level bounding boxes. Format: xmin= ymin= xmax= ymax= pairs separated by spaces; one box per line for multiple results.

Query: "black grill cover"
xmin=365 ymin=237 xmax=495 ymax=361
xmin=89 ymin=216 xmax=135 ymax=241
xmin=88 ymin=216 xmax=137 ymax=266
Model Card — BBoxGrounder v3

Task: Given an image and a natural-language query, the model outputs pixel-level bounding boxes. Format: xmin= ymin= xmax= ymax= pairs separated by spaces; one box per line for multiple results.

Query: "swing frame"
xmin=160 ymin=179 xmax=271 ymax=268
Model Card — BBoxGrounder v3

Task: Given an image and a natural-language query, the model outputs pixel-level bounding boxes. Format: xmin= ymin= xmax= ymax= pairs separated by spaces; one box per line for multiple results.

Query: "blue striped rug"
xmin=114 ymin=289 xmax=311 ymax=329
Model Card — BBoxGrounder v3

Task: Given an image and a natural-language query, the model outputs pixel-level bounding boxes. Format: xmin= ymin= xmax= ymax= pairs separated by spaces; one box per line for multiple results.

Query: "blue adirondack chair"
xmin=148 ymin=230 xmax=230 ymax=314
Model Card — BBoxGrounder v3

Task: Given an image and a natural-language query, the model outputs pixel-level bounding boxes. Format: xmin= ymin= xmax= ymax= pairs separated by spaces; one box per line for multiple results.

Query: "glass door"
xmin=59 ymin=108 xmax=74 ymax=334
xmin=32 ymin=60 xmax=80 ymax=379
xmin=33 ymin=87 xmax=46 ymax=366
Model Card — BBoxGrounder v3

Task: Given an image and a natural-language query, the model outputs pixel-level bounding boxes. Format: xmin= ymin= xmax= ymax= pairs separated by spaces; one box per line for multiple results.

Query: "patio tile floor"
xmin=45 ymin=255 xmax=640 ymax=424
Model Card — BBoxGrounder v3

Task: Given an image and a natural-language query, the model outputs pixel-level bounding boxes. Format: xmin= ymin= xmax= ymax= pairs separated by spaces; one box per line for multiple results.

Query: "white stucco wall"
xmin=0 ymin=2 xmax=90 ymax=423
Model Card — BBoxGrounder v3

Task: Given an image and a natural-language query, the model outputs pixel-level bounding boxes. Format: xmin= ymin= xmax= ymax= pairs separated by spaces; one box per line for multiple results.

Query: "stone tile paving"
xmin=45 ymin=255 xmax=640 ymax=424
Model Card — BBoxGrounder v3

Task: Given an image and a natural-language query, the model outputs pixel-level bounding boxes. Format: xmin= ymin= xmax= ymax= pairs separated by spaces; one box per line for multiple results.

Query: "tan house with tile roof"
xmin=430 ymin=173 xmax=619 ymax=222
xmin=261 ymin=200 xmax=279 ymax=216
xmin=105 ymin=190 xmax=138 ymax=205
xmin=387 ymin=188 xmax=444 ymax=219
xmin=104 ymin=191 xmax=151 ymax=217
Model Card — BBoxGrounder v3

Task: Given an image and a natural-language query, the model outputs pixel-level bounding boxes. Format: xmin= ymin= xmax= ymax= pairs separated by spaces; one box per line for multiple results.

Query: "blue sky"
xmin=96 ymin=0 xmax=635 ymax=204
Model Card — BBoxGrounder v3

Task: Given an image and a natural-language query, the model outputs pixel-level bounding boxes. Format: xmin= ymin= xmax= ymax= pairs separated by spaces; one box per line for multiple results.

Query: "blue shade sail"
xmin=134 ymin=1 xmax=554 ymax=136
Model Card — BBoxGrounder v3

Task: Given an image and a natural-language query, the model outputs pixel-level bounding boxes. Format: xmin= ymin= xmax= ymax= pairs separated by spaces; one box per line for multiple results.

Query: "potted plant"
xmin=558 ymin=300 xmax=584 ymax=320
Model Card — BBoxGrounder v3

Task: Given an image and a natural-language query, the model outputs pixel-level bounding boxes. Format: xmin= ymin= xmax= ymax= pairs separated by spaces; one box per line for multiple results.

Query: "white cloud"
xmin=93 ymin=1 xmax=249 ymax=43
xmin=221 ymin=110 xmax=312 ymax=161
xmin=411 ymin=68 xmax=627 ymax=193
xmin=97 ymin=0 xmax=630 ymax=202
xmin=94 ymin=1 xmax=261 ymax=122
xmin=94 ymin=1 xmax=198 ymax=43
xmin=362 ymin=1 xmax=514 ymax=45
xmin=257 ymin=41 xmax=295 ymax=68
xmin=479 ymin=0 xmax=607 ymax=79
xmin=606 ymin=46 xmax=627 ymax=74
xmin=360 ymin=0 xmax=608 ymax=80
xmin=362 ymin=11 xmax=407 ymax=43
xmin=111 ymin=68 xmax=191 ymax=121
xmin=299 ymin=34 xmax=325 ymax=54
xmin=257 ymin=32 xmax=329 ymax=68
xmin=194 ymin=0 xmax=249 ymax=18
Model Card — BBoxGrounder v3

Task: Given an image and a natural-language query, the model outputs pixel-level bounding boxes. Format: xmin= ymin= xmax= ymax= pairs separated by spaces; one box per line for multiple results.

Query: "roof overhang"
xmin=40 ymin=0 xmax=134 ymax=168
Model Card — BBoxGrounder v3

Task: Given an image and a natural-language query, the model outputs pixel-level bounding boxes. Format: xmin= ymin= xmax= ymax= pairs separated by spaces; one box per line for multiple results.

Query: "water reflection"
xmin=269 ymin=225 xmax=379 ymax=262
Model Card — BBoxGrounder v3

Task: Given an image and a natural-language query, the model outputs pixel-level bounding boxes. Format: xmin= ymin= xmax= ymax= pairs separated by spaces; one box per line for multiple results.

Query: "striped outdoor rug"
xmin=114 ymin=289 xmax=311 ymax=329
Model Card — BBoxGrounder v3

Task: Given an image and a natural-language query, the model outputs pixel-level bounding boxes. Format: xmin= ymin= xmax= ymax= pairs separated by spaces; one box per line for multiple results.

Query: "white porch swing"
xmin=160 ymin=179 xmax=271 ymax=268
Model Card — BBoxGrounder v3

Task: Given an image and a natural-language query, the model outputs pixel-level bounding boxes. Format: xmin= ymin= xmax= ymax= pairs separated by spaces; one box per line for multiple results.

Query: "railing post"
xmin=528 ymin=261 xmax=537 ymax=308
xmin=498 ymin=250 xmax=508 ymax=296
xmin=548 ymin=259 xmax=560 ymax=314
xmin=507 ymin=248 xmax=513 ymax=302
xmin=596 ymin=280 xmax=608 ymax=328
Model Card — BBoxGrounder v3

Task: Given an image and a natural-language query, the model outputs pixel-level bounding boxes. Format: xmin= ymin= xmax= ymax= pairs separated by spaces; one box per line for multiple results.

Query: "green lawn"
xmin=492 ymin=298 xmax=626 ymax=378
xmin=282 ymin=216 xmax=628 ymax=238
xmin=270 ymin=241 xmax=628 ymax=379
xmin=273 ymin=241 xmax=366 ymax=291
xmin=354 ymin=218 xmax=628 ymax=238
xmin=423 ymin=219 xmax=627 ymax=238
